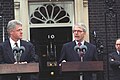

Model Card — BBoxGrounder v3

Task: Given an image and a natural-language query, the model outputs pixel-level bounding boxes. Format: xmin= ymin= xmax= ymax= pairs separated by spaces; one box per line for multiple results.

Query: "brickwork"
xmin=0 ymin=0 xmax=119 ymax=55
xmin=88 ymin=0 xmax=120 ymax=80
xmin=0 ymin=0 xmax=120 ymax=79
xmin=0 ymin=0 xmax=14 ymax=42
xmin=89 ymin=0 xmax=120 ymax=54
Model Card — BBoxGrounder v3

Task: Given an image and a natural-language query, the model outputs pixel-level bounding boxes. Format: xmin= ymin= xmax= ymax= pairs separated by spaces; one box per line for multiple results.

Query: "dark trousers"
xmin=62 ymin=72 xmax=93 ymax=80
xmin=1 ymin=74 xmax=31 ymax=80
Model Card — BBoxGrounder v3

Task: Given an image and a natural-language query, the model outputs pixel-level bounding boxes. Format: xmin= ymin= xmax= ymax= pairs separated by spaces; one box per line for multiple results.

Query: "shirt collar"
xmin=117 ymin=50 xmax=120 ymax=55
xmin=75 ymin=40 xmax=85 ymax=45
xmin=9 ymin=38 xmax=20 ymax=49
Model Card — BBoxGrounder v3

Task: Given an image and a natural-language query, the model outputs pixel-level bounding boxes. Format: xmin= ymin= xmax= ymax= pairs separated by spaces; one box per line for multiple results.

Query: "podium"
xmin=0 ymin=63 xmax=39 ymax=74
xmin=61 ymin=61 xmax=104 ymax=80
xmin=61 ymin=61 xmax=103 ymax=72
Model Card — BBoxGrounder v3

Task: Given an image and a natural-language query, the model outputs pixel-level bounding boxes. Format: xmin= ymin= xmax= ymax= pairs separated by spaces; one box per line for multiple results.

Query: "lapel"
xmin=5 ymin=40 xmax=15 ymax=62
xmin=82 ymin=41 xmax=89 ymax=60
xmin=83 ymin=41 xmax=88 ymax=52
xmin=20 ymin=40 xmax=26 ymax=60
xmin=114 ymin=51 xmax=120 ymax=57
xmin=111 ymin=52 xmax=120 ymax=60
xmin=72 ymin=41 xmax=80 ymax=59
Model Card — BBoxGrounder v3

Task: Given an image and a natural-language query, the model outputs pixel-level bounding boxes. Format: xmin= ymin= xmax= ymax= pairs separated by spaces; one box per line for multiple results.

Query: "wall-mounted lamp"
xmin=14 ymin=1 xmax=20 ymax=9
xmin=83 ymin=0 xmax=88 ymax=7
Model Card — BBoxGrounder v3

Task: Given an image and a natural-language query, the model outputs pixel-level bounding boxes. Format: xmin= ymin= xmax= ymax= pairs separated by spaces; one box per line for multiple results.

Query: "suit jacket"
xmin=59 ymin=41 xmax=98 ymax=62
xmin=59 ymin=41 xmax=98 ymax=80
xmin=109 ymin=51 xmax=120 ymax=80
xmin=0 ymin=39 xmax=37 ymax=80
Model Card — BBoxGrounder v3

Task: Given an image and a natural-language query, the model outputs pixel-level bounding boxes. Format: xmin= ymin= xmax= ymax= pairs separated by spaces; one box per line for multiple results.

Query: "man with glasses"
xmin=109 ymin=38 xmax=120 ymax=80
xmin=59 ymin=23 xmax=98 ymax=80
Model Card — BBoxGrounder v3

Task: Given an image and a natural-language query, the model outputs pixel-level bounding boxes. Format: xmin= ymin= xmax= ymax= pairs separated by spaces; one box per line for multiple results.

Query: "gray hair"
xmin=73 ymin=23 xmax=87 ymax=32
xmin=7 ymin=20 xmax=22 ymax=34
xmin=116 ymin=38 xmax=120 ymax=42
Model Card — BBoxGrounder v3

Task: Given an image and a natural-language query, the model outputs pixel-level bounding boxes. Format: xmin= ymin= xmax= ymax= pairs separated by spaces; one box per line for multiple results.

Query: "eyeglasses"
xmin=73 ymin=30 xmax=84 ymax=33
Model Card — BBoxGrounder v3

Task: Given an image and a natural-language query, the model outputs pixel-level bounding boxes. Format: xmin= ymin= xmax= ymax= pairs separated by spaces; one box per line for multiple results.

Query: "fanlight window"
xmin=30 ymin=4 xmax=71 ymax=24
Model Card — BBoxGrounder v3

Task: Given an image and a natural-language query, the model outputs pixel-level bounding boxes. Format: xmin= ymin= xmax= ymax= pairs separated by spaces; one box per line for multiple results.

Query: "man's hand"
xmin=14 ymin=61 xmax=27 ymax=64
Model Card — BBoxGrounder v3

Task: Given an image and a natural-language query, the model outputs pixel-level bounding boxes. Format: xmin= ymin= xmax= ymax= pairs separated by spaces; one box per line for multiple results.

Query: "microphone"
xmin=79 ymin=45 xmax=87 ymax=61
xmin=74 ymin=45 xmax=81 ymax=53
xmin=12 ymin=47 xmax=19 ymax=62
xmin=12 ymin=47 xmax=19 ymax=54
xmin=17 ymin=46 xmax=25 ymax=62
xmin=80 ymin=45 xmax=87 ymax=53
xmin=74 ymin=45 xmax=85 ymax=62
xmin=19 ymin=46 xmax=25 ymax=54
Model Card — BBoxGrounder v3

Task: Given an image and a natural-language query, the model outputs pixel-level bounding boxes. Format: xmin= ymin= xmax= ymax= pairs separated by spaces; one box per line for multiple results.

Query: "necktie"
xmin=78 ymin=42 xmax=81 ymax=46
xmin=78 ymin=42 xmax=84 ymax=61
xmin=15 ymin=43 xmax=18 ymax=47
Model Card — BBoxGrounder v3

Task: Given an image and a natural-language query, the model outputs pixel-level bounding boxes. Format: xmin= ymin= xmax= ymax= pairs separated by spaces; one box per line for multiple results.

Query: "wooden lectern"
xmin=0 ymin=63 xmax=39 ymax=74
xmin=61 ymin=61 xmax=103 ymax=72
xmin=61 ymin=61 xmax=104 ymax=80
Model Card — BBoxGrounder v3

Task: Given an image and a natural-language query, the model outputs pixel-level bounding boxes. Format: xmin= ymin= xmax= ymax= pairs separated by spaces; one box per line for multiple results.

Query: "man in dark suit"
xmin=109 ymin=38 xmax=120 ymax=80
xmin=59 ymin=23 xmax=98 ymax=80
xmin=0 ymin=20 xmax=38 ymax=80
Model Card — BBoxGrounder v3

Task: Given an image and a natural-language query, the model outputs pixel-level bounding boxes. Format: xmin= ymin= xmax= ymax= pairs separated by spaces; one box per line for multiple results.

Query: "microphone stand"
xmin=16 ymin=57 xmax=22 ymax=80
xmin=15 ymin=50 xmax=22 ymax=80
xmin=79 ymin=51 xmax=84 ymax=80
xmin=13 ymin=46 xmax=23 ymax=80
xmin=75 ymin=45 xmax=86 ymax=80
xmin=80 ymin=51 xmax=84 ymax=62
xmin=17 ymin=76 xmax=21 ymax=80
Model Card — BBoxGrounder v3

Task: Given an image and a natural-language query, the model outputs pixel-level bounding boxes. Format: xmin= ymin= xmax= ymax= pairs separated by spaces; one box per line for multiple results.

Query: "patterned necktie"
xmin=78 ymin=42 xmax=81 ymax=46
xmin=78 ymin=42 xmax=84 ymax=61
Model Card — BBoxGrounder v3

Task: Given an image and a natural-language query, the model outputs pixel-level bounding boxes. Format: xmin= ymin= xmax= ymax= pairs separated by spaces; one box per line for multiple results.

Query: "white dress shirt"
xmin=9 ymin=38 xmax=20 ymax=49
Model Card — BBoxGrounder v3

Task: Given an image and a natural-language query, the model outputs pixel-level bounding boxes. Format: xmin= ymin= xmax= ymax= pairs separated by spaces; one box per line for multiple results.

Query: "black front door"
xmin=30 ymin=27 xmax=72 ymax=62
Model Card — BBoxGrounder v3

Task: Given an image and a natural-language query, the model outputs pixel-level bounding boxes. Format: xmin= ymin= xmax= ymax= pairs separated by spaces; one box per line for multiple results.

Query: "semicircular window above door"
xmin=29 ymin=3 xmax=71 ymax=24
